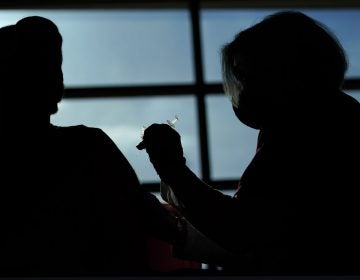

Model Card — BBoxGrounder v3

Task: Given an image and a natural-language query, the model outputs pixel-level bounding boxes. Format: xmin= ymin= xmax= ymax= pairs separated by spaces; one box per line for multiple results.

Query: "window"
xmin=2 ymin=2 xmax=359 ymax=191
xmin=201 ymin=7 xmax=360 ymax=181
xmin=201 ymin=8 xmax=360 ymax=82
xmin=0 ymin=9 xmax=194 ymax=86
xmin=51 ymin=96 xmax=201 ymax=182
xmin=206 ymin=95 xmax=258 ymax=180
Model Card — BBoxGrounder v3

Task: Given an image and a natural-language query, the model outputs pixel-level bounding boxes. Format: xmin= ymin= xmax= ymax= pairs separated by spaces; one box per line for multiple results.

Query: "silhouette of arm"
xmin=163 ymin=165 xmax=287 ymax=255
xmin=89 ymin=127 xmax=183 ymax=245
xmin=139 ymin=124 xmax=287 ymax=255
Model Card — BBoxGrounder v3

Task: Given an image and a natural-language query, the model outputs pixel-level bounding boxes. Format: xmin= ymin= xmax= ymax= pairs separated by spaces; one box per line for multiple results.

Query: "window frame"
xmin=3 ymin=0 xmax=359 ymax=192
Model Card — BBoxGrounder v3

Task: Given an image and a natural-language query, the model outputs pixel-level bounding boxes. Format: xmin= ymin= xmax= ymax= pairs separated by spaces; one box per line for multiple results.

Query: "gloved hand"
xmin=137 ymin=123 xmax=186 ymax=184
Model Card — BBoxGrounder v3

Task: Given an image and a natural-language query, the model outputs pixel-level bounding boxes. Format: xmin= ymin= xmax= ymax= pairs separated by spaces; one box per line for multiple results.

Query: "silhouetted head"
xmin=221 ymin=11 xmax=348 ymax=129
xmin=0 ymin=16 xmax=63 ymax=123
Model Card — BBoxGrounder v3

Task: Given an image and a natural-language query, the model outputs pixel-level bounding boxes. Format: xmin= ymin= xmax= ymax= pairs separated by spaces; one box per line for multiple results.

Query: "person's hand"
xmin=137 ymin=123 xmax=186 ymax=184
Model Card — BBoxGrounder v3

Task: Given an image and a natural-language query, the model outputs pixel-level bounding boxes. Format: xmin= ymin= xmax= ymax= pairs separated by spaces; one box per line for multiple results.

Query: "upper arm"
xmin=89 ymin=128 xmax=140 ymax=188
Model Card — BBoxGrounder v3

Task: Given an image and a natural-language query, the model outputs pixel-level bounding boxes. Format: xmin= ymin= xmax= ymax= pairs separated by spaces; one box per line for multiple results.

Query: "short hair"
xmin=222 ymin=11 xmax=348 ymax=104
xmin=0 ymin=16 xmax=63 ymax=115
xmin=15 ymin=16 xmax=62 ymax=60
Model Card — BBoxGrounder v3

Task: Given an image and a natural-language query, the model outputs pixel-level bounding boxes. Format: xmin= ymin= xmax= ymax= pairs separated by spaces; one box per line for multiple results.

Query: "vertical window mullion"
xmin=189 ymin=0 xmax=210 ymax=182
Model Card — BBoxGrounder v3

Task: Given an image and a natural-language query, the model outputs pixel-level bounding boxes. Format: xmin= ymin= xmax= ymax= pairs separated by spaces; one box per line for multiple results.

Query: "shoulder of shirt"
xmin=50 ymin=124 xmax=110 ymax=140
xmin=51 ymin=124 xmax=103 ymax=132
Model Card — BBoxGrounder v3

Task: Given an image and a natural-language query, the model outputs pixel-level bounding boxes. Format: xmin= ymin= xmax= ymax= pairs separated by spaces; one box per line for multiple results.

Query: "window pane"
xmin=0 ymin=10 xmax=194 ymax=87
xmin=51 ymin=96 xmax=200 ymax=183
xmin=201 ymin=8 xmax=360 ymax=82
xmin=346 ymin=90 xmax=360 ymax=102
xmin=207 ymin=90 xmax=359 ymax=181
xmin=206 ymin=95 xmax=258 ymax=180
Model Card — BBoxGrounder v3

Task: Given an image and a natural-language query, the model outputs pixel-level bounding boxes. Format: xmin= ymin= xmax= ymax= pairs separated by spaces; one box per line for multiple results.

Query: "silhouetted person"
xmin=138 ymin=11 xmax=360 ymax=275
xmin=0 ymin=16 xmax=182 ymax=276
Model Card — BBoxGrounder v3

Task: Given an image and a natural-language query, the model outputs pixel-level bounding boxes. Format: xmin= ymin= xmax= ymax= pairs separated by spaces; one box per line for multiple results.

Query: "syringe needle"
xmin=167 ymin=115 xmax=179 ymax=128
xmin=140 ymin=115 xmax=179 ymax=140
xmin=140 ymin=125 xmax=146 ymax=139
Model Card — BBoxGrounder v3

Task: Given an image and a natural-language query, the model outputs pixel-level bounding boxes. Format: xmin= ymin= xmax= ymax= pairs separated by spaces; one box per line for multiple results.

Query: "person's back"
xmin=0 ymin=16 xmax=180 ymax=276
xmin=1 ymin=125 xmax=149 ymax=276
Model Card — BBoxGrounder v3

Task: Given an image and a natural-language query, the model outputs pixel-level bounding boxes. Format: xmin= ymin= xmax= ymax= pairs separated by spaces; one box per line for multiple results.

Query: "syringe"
xmin=140 ymin=115 xmax=179 ymax=139
xmin=166 ymin=115 xmax=179 ymax=128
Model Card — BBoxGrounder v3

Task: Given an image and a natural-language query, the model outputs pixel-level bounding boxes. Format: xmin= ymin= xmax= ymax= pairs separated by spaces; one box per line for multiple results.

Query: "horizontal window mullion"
xmin=64 ymin=85 xmax=199 ymax=98
xmin=63 ymin=84 xmax=220 ymax=98
xmin=1 ymin=0 xmax=360 ymax=9
xmin=63 ymin=78 xmax=360 ymax=98
xmin=343 ymin=78 xmax=360 ymax=90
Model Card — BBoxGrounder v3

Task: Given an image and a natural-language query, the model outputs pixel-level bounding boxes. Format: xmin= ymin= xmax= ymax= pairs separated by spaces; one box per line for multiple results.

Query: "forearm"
xmin=139 ymin=123 xmax=260 ymax=252
xmin=165 ymin=165 xmax=245 ymax=253
xmin=134 ymin=188 xmax=186 ymax=246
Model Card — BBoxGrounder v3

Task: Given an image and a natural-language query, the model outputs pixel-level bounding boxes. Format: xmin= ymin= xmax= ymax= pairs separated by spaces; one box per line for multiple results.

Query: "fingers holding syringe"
xmin=136 ymin=123 xmax=163 ymax=151
xmin=137 ymin=123 xmax=177 ymax=150
xmin=137 ymin=115 xmax=179 ymax=150
xmin=137 ymin=123 xmax=185 ymax=165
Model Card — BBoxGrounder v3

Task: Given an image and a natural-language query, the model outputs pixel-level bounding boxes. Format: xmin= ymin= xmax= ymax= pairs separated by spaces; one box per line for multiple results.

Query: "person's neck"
xmin=262 ymin=88 xmax=342 ymax=130
xmin=23 ymin=114 xmax=51 ymax=131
